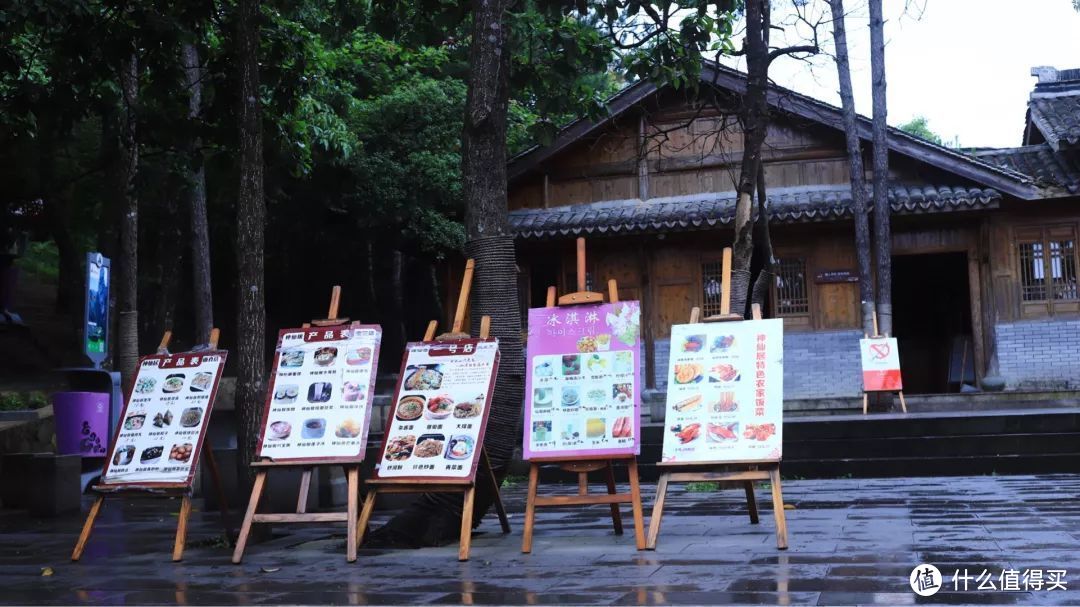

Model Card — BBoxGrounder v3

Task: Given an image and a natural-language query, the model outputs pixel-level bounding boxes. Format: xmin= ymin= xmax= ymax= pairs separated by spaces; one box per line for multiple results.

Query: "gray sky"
xmin=721 ymin=0 xmax=1080 ymax=148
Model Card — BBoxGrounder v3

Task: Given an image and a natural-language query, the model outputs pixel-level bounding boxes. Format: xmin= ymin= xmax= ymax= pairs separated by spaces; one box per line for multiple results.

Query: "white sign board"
xmin=859 ymin=337 xmax=903 ymax=392
xmin=660 ymin=319 xmax=784 ymax=463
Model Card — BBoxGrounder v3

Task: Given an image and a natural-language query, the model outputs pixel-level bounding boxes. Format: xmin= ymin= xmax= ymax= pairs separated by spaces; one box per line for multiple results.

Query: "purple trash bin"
xmin=53 ymin=392 xmax=110 ymax=457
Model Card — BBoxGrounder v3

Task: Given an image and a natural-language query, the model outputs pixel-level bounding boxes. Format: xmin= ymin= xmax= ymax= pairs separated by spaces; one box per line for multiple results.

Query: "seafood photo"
xmin=669 ymin=423 xmax=701 ymax=444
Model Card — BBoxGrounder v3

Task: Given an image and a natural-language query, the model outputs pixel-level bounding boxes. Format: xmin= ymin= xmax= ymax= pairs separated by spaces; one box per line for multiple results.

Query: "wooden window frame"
xmin=1015 ymin=223 xmax=1080 ymax=318
xmin=770 ymin=254 xmax=812 ymax=322
xmin=698 ymin=257 xmax=727 ymax=318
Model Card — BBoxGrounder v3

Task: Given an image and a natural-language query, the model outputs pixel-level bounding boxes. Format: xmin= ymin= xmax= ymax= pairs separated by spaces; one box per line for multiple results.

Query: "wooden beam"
xmin=637 ymin=115 xmax=650 ymax=200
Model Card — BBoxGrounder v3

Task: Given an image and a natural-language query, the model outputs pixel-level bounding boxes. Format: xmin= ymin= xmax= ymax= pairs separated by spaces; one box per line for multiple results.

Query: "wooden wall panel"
xmin=655 ymin=284 xmax=691 ymax=338
xmin=508 ymin=178 xmax=543 ymax=210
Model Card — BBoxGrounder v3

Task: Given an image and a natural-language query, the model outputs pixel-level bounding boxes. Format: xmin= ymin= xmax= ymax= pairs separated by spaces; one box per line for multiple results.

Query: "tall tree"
xmin=367 ymin=0 xmax=524 ymax=548
xmin=235 ymin=0 xmax=266 ymax=478
xmin=829 ymin=0 xmax=874 ymax=334
xmin=115 ymin=51 xmax=140 ymax=390
xmin=182 ymin=41 xmax=214 ymax=344
xmin=869 ymin=0 xmax=891 ymax=335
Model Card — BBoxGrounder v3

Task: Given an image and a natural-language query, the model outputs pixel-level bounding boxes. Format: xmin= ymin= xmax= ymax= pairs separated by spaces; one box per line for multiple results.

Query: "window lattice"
xmin=775 ymin=258 xmax=809 ymax=316
xmin=701 ymin=261 xmax=724 ymax=317
xmin=1019 ymin=228 xmax=1078 ymax=302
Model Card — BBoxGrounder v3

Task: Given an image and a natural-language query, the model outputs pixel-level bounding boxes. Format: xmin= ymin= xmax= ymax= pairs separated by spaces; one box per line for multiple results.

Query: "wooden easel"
xmin=72 ymin=329 xmax=232 ymax=562
xmin=862 ymin=311 xmax=908 ymax=415
xmin=356 ymin=259 xmax=511 ymax=562
xmin=645 ymin=248 xmax=788 ymax=551
xmin=232 ymin=286 xmax=366 ymax=563
xmin=521 ymin=237 xmax=647 ymax=554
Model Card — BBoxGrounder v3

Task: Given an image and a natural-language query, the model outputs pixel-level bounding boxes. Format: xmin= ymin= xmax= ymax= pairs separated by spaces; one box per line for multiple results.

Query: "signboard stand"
xmin=357 ymin=260 xmax=511 ymax=562
xmin=645 ymin=248 xmax=788 ymax=551
xmin=233 ymin=286 xmax=373 ymax=563
xmin=861 ymin=312 xmax=907 ymax=415
xmin=72 ymin=329 xmax=232 ymax=562
xmin=521 ymin=238 xmax=646 ymax=554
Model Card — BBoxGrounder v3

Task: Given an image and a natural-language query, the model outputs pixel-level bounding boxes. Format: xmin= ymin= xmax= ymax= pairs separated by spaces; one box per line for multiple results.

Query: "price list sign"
xmin=256 ymin=325 xmax=382 ymax=463
xmin=376 ymin=339 xmax=499 ymax=480
xmin=523 ymin=301 xmax=642 ymax=459
xmin=661 ymin=319 xmax=783 ymax=463
xmin=101 ymin=351 xmax=227 ymax=485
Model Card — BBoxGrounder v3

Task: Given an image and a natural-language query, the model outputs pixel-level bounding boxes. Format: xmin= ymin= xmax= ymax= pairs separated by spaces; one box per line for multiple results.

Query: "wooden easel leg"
xmin=232 ymin=469 xmax=267 ymax=564
xmin=72 ymin=495 xmax=105 ymax=561
xmin=458 ymin=486 xmax=476 ymax=562
xmin=603 ymin=461 xmax=624 ymax=536
xmin=482 ymin=450 xmax=510 ymax=533
xmin=862 ymin=392 xmax=868 ymax=415
xmin=172 ymin=495 xmax=192 ymax=562
xmin=898 ymin=391 xmax=908 ymax=413
xmin=522 ymin=463 xmax=539 ymax=554
xmin=202 ymin=446 xmax=234 ymax=540
xmin=744 ymin=480 xmax=760 ymax=524
xmin=627 ymin=459 xmax=646 ymax=550
xmin=297 ymin=467 xmax=313 ymax=514
xmin=346 ymin=466 xmax=359 ymax=563
xmin=356 ymin=490 xmax=377 ymax=548
xmin=768 ymin=467 xmax=788 ymax=550
xmin=645 ymin=472 xmax=670 ymax=550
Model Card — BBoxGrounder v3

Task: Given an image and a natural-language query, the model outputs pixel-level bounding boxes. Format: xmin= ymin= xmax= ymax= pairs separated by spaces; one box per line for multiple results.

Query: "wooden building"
xmin=501 ymin=62 xmax=1080 ymax=401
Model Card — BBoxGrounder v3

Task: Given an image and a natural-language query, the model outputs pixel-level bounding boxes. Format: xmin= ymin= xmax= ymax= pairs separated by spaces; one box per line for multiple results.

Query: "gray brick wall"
xmin=782 ymin=330 xmax=863 ymax=399
xmin=995 ymin=319 xmax=1080 ymax=390
xmin=652 ymin=330 xmax=863 ymax=400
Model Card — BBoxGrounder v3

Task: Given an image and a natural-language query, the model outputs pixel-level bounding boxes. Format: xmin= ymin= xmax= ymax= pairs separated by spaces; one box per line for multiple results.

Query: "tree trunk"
xmin=235 ymin=0 xmax=267 ymax=482
xmin=390 ymin=248 xmax=407 ymax=355
xmin=366 ymin=0 xmax=523 ymax=547
xmin=829 ymin=0 xmax=875 ymax=334
xmin=869 ymin=0 xmax=891 ymax=335
xmin=149 ymin=186 xmax=183 ymax=343
xmin=182 ymin=42 xmax=214 ymax=344
xmin=115 ymin=52 xmax=141 ymax=392
xmin=750 ymin=165 xmax=774 ymax=309
xmin=729 ymin=0 xmax=771 ymax=317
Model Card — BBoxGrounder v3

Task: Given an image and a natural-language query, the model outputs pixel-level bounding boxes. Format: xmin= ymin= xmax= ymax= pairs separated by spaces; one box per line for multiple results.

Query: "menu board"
xmin=375 ymin=339 xmax=499 ymax=480
xmin=256 ymin=325 xmax=382 ymax=463
xmin=860 ymin=337 xmax=903 ymax=392
xmin=660 ymin=319 xmax=783 ymax=463
xmin=101 ymin=350 xmax=227 ymax=485
xmin=523 ymin=301 xmax=642 ymax=459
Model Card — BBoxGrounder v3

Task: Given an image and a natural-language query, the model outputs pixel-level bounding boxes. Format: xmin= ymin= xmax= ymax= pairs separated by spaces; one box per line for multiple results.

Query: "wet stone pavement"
xmin=3 ymin=474 xmax=1080 ymax=605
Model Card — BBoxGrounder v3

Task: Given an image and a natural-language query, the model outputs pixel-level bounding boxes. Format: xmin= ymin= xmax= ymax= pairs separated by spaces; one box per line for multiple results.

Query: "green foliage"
xmin=15 ymin=241 xmax=60 ymax=280
xmin=0 ymin=391 xmax=49 ymax=411
xmin=898 ymin=115 xmax=944 ymax=146
xmin=686 ymin=481 xmax=720 ymax=492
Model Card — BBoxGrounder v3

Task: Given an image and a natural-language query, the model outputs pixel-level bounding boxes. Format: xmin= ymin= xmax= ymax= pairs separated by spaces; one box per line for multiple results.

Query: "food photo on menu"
xmin=661 ymin=319 xmax=783 ymax=463
xmin=523 ymin=301 xmax=643 ymax=459
xmin=378 ymin=339 xmax=499 ymax=479
xmin=256 ymin=326 xmax=382 ymax=462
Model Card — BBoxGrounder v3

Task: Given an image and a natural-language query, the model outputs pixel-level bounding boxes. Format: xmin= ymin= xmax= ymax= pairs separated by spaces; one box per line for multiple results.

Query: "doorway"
xmin=891 ymin=252 xmax=975 ymax=394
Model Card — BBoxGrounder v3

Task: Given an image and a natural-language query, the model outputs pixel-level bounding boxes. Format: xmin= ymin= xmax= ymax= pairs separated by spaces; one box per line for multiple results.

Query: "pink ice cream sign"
xmin=523 ymin=301 xmax=642 ymax=459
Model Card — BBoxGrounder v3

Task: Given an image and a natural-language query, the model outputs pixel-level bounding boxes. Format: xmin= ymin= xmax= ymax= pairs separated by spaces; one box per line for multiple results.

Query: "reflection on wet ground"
xmin=2 ymin=475 xmax=1079 ymax=605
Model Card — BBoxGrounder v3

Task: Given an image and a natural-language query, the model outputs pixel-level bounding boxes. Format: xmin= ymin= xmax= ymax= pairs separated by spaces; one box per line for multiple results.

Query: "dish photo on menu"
xmin=453 ymin=399 xmax=483 ymax=419
xmin=708 ymin=363 xmax=740 ymax=384
xmin=190 ymin=371 xmax=214 ymax=392
xmin=302 ymin=418 xmax=326 ymax=439
xmin=163 ymin=374 xmax=185 ymax=393
xmin=134 ymin=377 xmax=157 ymax=394
xmin=445 ymin=435 xmax=474 ymax=460
xmin=335 ymin=418 xmax=362 ymax=438
xmin=281 ymin=349 xmax=305 ymax=368
xmin=314 ymin=346 xmax=338 ymax=367
xmin=414 ymin=434 xmax=446 ymax=458
xmin=140 ymin=446 xmax=164 ymax=464
xmin=532 ymin=387 xmax=553 ymax=408
xmin=424 ymin=395 xmax=454 ymax=420
xmin=346 ymin=346 xmax=372 ymax=365
xmin=342 ymin=381 xmax=364 ymax=402
xmin=307 ymin=382 xmax=333 ymax=403
xmin=180 ymin=407 xmax=203 ymax=428
xmin=273 ymin=385 xmax=299 ymax=404
xmin=396 ymin=395 xmax=425 ymax=421
xmin=403 ymin=365 xmax=443 ymax=391
xmin=268 ymin=420 xmax=292 ymax=440
xmin=385 ymin=435 xmax=416 ymax=461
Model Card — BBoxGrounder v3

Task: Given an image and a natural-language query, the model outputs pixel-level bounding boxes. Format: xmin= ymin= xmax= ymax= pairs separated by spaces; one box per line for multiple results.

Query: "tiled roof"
xmin=1028 ymin=87 xmax=1080 ymax=151
xmin=510 ymin=184 xmax=1000 ymax=240
xmin=973 ymin=144 xmax=1080 ymax=196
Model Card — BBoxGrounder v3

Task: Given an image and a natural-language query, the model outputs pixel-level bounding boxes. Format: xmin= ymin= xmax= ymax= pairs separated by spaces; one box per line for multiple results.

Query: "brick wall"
xmin=652 ymin=330 xmax=863 ymax=400
xmin=995 ymin=319 xmax=1080 ymax=390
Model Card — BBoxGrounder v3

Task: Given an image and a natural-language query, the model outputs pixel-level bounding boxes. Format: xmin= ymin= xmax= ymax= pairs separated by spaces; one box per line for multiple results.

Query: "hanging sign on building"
xmin=660 ymin=319 xmax=784 ymax=463
xmin=860 ymin=337 xmax=903 ymax=392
